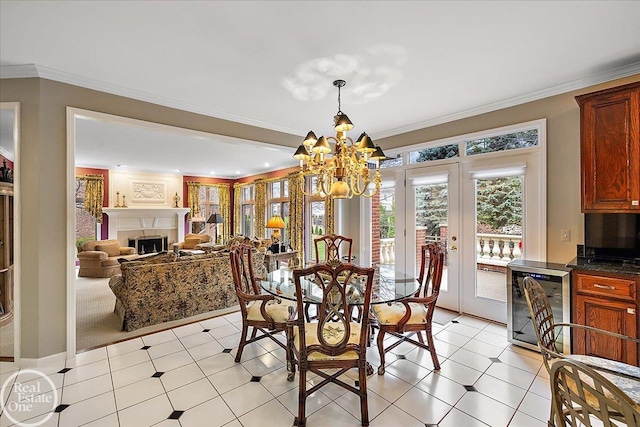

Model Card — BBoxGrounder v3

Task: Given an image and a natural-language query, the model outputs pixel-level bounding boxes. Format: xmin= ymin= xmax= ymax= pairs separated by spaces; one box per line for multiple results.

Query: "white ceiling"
xmin=1 ymin=1 xmax=639 ymax=178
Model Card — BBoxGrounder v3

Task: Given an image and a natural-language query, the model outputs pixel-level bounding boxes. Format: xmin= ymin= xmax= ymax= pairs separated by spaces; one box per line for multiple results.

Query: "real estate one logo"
xmin=0 ymin=369 xmax=59 ymax=427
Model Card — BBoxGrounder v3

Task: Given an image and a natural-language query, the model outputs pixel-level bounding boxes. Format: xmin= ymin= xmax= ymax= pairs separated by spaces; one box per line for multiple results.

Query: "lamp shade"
xmin=265 ymin=215 xmax=285 ymax=229
xmin=206 ymin=213 xmax=224 ymax=224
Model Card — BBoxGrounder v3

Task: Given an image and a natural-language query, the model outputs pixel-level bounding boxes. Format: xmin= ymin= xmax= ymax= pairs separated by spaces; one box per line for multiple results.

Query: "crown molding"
xmin=0 ymin=64 xmax=305 ymax=136
xmin=372 ymin=62 xmax=640 ymax=140
xmin=0 ymin=64 xmax=40 ymax=79
xmin=2 ymin=63 xmax=639 ymax=140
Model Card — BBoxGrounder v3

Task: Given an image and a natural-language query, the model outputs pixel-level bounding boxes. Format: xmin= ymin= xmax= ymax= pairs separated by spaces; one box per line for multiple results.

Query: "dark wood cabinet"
xmin=575 ymin=81 xmax=640 ymax=212
xmin=572 ymin=270 xmax=639 ymax=366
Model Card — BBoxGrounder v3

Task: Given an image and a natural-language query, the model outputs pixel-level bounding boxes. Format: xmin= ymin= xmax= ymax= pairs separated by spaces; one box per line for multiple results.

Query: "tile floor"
xmin=0 ymin=312 xmax=553 ymax=427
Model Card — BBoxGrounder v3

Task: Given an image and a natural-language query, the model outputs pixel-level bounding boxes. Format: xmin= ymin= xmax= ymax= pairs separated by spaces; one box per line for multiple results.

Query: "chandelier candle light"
xmin=293 ymin=79 xmax=387 ymax=199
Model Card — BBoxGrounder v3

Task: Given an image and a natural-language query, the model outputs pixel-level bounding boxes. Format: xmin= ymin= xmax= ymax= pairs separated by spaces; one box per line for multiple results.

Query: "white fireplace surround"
xmin=103 ymin=207 xmax=191 ymax=243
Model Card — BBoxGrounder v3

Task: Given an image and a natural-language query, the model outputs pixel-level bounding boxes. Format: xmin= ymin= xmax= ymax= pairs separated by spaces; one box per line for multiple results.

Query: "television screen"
xmin=584 ymin=213 xmax=640 ymax=260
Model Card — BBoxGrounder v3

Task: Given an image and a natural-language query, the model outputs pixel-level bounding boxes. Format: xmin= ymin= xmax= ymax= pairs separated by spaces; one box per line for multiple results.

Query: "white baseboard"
xmin=16 ymin=351 xmax=67 ymax=368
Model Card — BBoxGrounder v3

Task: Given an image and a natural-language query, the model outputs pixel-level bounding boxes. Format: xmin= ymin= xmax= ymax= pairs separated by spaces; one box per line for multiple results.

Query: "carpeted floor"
xmin=0 ymin=315 xmax=14 ymax=358
xmin=75 ymin=274 xmax=237 ymax=351
xmin=432 ymin=306 xmax=461 ymax=325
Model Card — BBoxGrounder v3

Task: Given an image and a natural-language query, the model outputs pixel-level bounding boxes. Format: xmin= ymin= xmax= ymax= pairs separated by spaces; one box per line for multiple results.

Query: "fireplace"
xmin=103 ymin=207 xmax=190 ymax=248
xmin=128 ymin=235 xmax=169 ymax=254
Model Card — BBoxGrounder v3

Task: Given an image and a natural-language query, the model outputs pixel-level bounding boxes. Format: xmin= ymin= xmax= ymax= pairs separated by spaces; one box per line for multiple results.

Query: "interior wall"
xmin=1 ymin=74 xmax=639 ymax=358
xmin=0 ymin=77 xmax=302 ymax=359
xmin=378 ymin=74 xmax=640 ymax=264
xmin=109 ymin=170 xmax=181 ymax=208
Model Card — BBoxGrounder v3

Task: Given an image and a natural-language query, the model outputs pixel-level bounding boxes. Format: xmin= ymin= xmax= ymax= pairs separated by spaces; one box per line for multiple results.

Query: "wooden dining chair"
xmin=550 ymin=358 xmax=640 ymax=426
xmin=372 ymin=243 xmax=445 ymax=374
xmin=305 ymin=234 xmax=354 ymax=322
xmin=314 ymin=233 xmax=353 ymax=264
xmin=287 ymin=262 xmax=375 ymax=427
xmin=229 ymin=244 xmax=295 ymax=363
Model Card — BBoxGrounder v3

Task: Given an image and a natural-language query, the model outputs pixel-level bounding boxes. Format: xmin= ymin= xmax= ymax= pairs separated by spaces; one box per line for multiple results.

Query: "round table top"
xmin=260 ymin=265 xmax=420 ymax=305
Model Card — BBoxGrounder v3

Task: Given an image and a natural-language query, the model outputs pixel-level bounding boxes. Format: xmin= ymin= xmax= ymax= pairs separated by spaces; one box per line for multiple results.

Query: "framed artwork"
xmin=131 ymin=181 xmax=166 ymax=204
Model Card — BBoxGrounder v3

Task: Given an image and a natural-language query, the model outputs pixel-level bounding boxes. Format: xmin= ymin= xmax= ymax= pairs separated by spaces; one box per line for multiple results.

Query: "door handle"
xmin=450 ymin=246 xmax=457 ymax=251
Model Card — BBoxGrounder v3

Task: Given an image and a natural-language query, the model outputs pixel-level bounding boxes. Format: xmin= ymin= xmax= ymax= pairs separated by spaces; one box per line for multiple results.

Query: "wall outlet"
xmin=561 ymin=229 xmax=571 ymax=242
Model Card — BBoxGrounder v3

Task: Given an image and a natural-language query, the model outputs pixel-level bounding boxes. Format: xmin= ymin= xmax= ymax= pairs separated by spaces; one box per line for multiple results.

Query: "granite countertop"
xmin=566 ymin=257 xmax=640 ymax=276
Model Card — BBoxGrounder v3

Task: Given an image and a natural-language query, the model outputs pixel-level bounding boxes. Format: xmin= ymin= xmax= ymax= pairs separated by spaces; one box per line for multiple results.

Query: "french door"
xmin=459 ymin=154 xmax=544 ymax=323
xmin=400 ymin=152 xmax=544 ymax=323
xmin=406 ymin=163 xmax=460 ymax=311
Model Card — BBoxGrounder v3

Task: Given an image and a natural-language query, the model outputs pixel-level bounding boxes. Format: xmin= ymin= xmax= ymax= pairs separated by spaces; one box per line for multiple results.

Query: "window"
xmin=305 ymin=176 xmax=327 ymax=262
xmin=409 ymin=143 xmax=459 ymax=164
xmin=192 ymin=186 xmax=220 ymax=234
xmin=241 ymin=185 xmax=255 ymax=237
xmin=267 ymin=179 xmax=289 ymax=243
xmin=75 ymin=178 xmax=98 ymax=245
xmin=380 ymin=154 xmax=403 ymax=168
xmin=466 ymin=129 xmax=538 ymax=155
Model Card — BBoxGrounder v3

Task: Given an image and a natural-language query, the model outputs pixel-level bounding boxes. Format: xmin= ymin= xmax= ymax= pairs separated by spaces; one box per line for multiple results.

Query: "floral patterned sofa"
xmin=108 ymin=250 xmax=267 ymax=331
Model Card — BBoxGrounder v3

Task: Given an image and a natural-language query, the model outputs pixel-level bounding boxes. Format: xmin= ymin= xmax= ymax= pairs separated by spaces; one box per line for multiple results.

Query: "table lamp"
xmin=207 ymin=213 xmax=224 ymax=245
xmin=265 ymin=215 xmax=285 ymax=253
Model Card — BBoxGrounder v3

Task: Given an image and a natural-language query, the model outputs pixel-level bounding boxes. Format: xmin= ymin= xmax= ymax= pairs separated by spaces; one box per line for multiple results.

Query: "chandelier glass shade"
xmin=293 ymin=80 xmax=387 ymax=199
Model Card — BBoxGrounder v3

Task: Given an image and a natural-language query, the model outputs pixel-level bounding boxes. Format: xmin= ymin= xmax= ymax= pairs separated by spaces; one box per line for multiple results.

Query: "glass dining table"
xmin=259 ymin=265 xmax=420 ymax=306
xmin=260 ymin=264 xmax=421 ymax=375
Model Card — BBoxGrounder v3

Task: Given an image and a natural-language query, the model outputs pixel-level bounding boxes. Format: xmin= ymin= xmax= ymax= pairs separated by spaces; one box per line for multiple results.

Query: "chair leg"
xmin=425 ymin=326 xmax=440 ymax=370
xmin=376 ymin=329 xmax=386 ymax=375
xmin=359 ymin=362 xmax=369 ymax=426
xmin=286 ymin=334 xmax=296 ymax=382
xmin=236 ymin=323 xmax=249 ymax=363
xmin=297 ymin=365 xmax=307 ymax=427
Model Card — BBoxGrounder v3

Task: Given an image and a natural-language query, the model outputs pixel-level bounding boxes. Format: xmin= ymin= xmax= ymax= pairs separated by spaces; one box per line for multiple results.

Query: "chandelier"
xmin=293 ymin=79 xmax=387 ymax=199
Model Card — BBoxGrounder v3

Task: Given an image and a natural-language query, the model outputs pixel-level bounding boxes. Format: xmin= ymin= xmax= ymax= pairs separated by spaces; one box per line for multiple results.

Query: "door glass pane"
xmin=310 ymin=201 xmax=326 ymax=261
xmin=378 ymin=185 xmax=395 ymax=268
xmin=414 ymin=181 xmax=448 ymax=291
xmin=475 ymin=176 xmax=523 ymax=302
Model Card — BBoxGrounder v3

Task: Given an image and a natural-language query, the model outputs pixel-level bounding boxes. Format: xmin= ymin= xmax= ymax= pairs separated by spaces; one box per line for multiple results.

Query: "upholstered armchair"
xmin=77 ymin=239 xmax=138 ymax=278
xmin=176 ymin=233 xmax=213 ymax=250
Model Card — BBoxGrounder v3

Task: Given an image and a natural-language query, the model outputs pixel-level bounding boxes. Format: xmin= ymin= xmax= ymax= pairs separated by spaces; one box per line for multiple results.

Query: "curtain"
xmin=254 ymin=179 xmax=266 ymax=238
xmin=186 ymin=181 xmax=200 ymax=219
xmin=81 ymin=174 xmax=104 ymax=223
xmin=217 ymin=183 xmax=230 ymax=242
xmin=233 ymin=183 xmax=242 ymax=235
xmin=326 ymin=194 xmax=334 ymax=234
xmin=288 ymin=172 xmax=305 ymax=263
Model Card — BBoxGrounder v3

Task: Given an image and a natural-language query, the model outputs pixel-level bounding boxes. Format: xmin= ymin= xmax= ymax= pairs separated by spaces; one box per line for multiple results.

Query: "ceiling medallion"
xmin=293 ymin=80 xmax=387 ymax=199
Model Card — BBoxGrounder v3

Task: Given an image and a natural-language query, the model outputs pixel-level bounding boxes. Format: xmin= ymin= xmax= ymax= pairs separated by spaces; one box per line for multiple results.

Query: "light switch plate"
xmin=561 ymin=229 xmax=571 ymax=242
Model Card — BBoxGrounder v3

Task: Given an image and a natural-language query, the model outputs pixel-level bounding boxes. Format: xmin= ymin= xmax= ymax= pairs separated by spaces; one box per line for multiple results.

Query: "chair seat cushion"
xmin=183 ymin=237 xmax=202 ymax=249
xmin=246 ymin=299 xmax=295 ymax=323
xmin=373 ymin=302 xmax=428 ymax=325
xmin=293 ymin=322 xmax=362 ymax=361
xmin=95 ymin=243 xmax=121 ymax=257
xmin=564 ymin=354 xmax=640 ymax=406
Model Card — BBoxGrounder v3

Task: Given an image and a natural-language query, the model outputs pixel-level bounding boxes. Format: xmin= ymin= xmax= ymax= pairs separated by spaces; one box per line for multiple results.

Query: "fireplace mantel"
xmin=103 ymin=207 xmax=190 ymax=243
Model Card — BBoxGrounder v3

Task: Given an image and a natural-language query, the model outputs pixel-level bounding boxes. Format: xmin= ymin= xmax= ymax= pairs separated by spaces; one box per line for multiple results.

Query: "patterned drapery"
xmin=288 ymin=172 xmax=305 ymax=263
xmin=233 ymin=183 xmax=243 ymax=235
xmin=186 ymin=182 xmax=200 ymax=219
xmin=217 ymin=184 xmax=230 ymax=242
xmin=326 ymin=194 xmax=334 ymax=234
xmin=80 ymin=174 xmax=104 ymax=223
xmin=254 ymin=179 xmax=267 ymax=238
